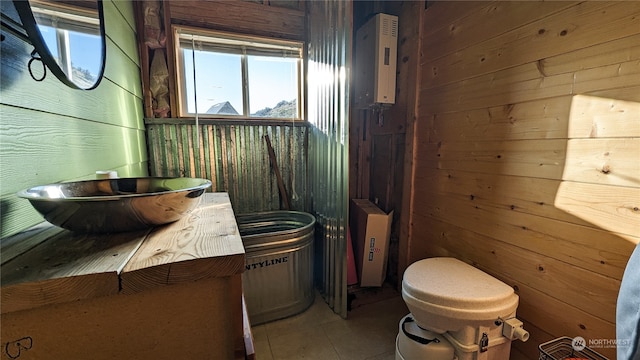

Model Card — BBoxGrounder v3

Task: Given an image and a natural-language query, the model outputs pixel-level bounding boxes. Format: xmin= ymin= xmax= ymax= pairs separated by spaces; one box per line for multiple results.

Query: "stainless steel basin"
xmin=17 ymin=177 xmax=212 ymax=233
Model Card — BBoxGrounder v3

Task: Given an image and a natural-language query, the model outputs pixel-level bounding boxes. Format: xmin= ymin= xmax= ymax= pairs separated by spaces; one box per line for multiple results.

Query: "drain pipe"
xmin=502 ymin=318 xmax=530 ymax=342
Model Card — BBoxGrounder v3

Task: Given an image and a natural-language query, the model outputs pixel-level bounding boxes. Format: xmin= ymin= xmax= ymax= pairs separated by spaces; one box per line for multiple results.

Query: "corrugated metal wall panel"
xmin=146 ymin=122 xmax=308 ymax=214
xmin=307 ymin=0 xmax=352 ymax=319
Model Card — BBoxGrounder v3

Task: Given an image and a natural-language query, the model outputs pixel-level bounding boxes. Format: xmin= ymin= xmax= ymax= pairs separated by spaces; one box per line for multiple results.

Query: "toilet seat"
xmin=402 ymin=257 xmax=519 ymax=332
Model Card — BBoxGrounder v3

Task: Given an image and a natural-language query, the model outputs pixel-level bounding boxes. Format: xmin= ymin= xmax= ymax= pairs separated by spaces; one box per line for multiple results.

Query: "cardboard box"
xmin=350 ymin=199 xmax=393 ymax=287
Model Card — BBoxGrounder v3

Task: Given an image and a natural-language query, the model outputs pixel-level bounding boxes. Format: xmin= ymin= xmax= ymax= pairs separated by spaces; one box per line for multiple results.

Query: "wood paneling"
xmin=568 ymin=95 xmax=640 ymax=138
xmin=422 ymin=1 xmax=578 ymax=63
xmin=423 ymin=2 xmax=639 ymax=88
xmin=168 ymin=0 xmax=305 ymax=41
xmin=0 ymin=0 xmax=147 ymax=238
xmin=408 ymin=2 xmax=640 ymax=359
xmin=562 ymin=139 xmax=640 ymax=187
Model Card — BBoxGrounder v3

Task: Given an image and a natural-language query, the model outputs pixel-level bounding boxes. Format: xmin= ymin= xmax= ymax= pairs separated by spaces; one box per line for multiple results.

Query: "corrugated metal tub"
xmin=237 ymin=211 xmax=315 ymax=325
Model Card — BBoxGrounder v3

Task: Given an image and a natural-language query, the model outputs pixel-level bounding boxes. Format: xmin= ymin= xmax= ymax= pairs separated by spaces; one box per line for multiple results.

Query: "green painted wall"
xmin=0 ymin=0 xmax=147 ymax=238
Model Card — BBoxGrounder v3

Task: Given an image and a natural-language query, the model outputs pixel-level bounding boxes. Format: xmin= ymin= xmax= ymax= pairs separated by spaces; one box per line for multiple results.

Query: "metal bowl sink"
xmin=17 ymin=177 xmax=212 ymax=233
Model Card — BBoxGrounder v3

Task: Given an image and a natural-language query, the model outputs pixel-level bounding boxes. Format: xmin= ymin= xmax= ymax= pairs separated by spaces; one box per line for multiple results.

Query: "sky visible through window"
xmin=183 ymin=49 xmax=298 ymax=116
xmin=247 ymin=56 xmax=298 ymax=115
xmin=38 ymin=25 xmax=102 ymax=79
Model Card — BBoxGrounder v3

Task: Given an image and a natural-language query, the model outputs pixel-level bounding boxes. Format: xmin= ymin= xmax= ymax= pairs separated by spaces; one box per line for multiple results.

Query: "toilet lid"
xmin=403 ymin=257 xmax=517 ymax=311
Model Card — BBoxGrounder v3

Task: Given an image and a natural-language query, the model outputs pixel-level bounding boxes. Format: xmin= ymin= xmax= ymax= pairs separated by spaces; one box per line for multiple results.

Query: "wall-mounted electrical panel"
xmin=354 ymin=13 xmax=399 ymax=109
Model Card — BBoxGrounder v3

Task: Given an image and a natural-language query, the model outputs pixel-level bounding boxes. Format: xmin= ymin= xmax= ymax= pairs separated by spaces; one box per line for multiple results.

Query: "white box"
xmin=354 ymin=13 xmax=399 ymax=108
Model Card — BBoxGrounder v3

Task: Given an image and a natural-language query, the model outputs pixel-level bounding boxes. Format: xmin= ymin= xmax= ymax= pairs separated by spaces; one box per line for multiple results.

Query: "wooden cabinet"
xmin=1 ymin=193 xmax=247 ymax=359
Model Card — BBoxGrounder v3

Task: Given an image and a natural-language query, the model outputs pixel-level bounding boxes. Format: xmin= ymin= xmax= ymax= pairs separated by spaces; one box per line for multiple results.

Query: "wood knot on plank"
xmin=589 ymin=123 xmax=598 ymax=137
xmin=536 ymin=59 xmax=547 ymax=77
xmin=601 ymin=165 xmax=611 ymax=174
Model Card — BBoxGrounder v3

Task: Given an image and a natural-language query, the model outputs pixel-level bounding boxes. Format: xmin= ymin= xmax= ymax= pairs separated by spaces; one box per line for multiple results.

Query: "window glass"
xmin=248 ymin=56 xmax=299 ymax=118
xmin=175 ymin=27 xmax=303 ymax=120
xmin=39 ymin=25 xmax=58 ymax=58
xmin=67 ymin=31 xmax=102 ymax=77
xmin=182 ymin=50 xmax=243 ymax=115
xmin=36 ymin=25 xmax=100 ymax=86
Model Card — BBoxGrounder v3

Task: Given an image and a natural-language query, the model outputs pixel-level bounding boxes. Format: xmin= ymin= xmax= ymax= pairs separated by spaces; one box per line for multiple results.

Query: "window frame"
xmin=173 ymin=25 xmax=305 ymax=122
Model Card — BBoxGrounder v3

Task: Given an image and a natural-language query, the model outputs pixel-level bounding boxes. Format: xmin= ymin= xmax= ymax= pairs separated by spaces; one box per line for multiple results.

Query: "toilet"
xmin=396 ymin=257 xmax=529 ymax=360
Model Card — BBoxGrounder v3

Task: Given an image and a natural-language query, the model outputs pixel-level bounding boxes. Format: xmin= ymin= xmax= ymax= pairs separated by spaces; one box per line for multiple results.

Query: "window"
xmin=174 ymin=26 xmax=304 ymax=120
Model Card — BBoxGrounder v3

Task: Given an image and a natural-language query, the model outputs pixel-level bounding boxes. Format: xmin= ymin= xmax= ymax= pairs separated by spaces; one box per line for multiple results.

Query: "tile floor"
xmin=251 ymin=289 xmax=409 ymax=360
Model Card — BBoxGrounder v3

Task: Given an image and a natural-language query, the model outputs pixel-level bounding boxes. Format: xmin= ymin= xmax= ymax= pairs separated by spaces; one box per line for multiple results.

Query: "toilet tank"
xmin=402 ymin=257 xmax=519 ymax=334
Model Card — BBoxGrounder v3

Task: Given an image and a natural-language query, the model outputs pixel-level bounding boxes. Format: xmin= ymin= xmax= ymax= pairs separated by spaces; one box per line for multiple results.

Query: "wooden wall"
xmin=0 ymin=0 xmax=147 ymax=238
xmin=408 ymin=2 xmax=640 ymax=359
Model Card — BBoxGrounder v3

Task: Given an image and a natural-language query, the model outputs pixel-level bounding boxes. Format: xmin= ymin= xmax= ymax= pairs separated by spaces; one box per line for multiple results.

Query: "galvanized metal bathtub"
xmin=237 ymin=211 xmax=316 ymax=325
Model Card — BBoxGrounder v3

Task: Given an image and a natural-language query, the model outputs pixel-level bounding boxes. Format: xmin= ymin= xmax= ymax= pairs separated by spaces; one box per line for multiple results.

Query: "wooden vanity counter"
xmin=1 ymin=193 xmax=246 ymax=360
